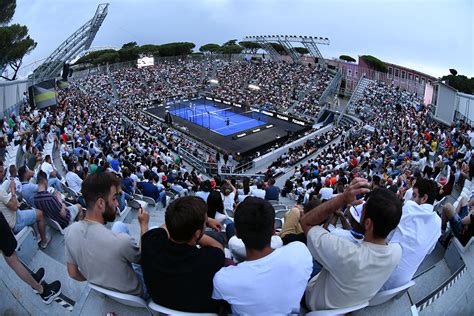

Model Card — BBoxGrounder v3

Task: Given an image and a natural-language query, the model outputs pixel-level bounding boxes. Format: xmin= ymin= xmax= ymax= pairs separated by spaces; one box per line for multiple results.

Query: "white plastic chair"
xmin=45 ymin=217 xmax=65 ymax=235
xmin=141 ymin=196 xmax=156 ymax=207
xmin=275 ymin=210 xmax=287 ymax=219
xmin=306 ymin=302 xmax=369 ymax=316
xmin=148 ymin=300 xmax=218 ymax=316
xmin=225 ymin=208 xmax=235 ymax=219
xmin=273 ymin=204 xmax=287 ymax=211
xmin=88 ymin=283 xmax=150 ymax=311
xmin=368 ymin=281 xmax=415 ymax=306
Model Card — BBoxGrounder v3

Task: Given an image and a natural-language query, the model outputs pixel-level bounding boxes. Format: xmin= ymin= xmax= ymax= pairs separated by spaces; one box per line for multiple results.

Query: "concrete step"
xmin=0 ymin=248 xmax=88 ymax=315
xmin=77 ymin=289 xmax=150 ymax=316
xmin=409 ymin=259 xmax=451 ymax=303
xmin=353 ymin=292 xmax=412 ymax=316
xmin=419 ymin=263 xmax=473 ymax=315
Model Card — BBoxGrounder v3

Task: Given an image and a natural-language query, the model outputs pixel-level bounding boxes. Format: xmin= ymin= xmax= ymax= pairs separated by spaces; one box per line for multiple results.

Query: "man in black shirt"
xmin=0 ymin=212 xmax=61 ymax=304
xmin=141 ymin=196 xmax=225 ymax=313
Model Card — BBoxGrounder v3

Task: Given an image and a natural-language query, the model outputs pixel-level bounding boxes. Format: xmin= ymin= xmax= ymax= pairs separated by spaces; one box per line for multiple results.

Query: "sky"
xmin=9 ymin=0 xmax=474 ymax=78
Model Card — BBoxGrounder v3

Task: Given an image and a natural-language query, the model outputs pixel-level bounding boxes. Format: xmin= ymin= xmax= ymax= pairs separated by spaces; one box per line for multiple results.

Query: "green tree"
xmin=220 ymin=44 xmax=243 ymax=54
xmin=360 ymin=55 xmax=387 ymax=73
xmin=339 ymin=55 xmax=356 ymax=62
xmin=199 ymin=43 xmax=221 ymax=54
xmin=0 ymin=0 xmax=16 ymax=24
xmin=441 ymin=73 xmax=474 ymax=94
xmin=239 ymin=41 xmax=260 ymax=54
xmin=122 ymin=41 xmax=138 ymax=49
xmin=449 ymin=69 xmax=458 ymax=76
xmin=118 ymin=46 xmax=139 ymax=62
xmin=95 ymin=51 xmax=120 ymax=65
xmin=222 ymin=39 xmax=238 ymax=47
xmin=138 ymin=44 xmax=160 ymax=56
xmin=0 ymin=24 xmax=37 ymax=80
xmin=269 ymin=42 xmax=287 ymax=55
xmin=0 ymin=0 xmax=37 ymax=80
xmin=74 ymin=49 xmax=117 ymax=65
xmin=294 ymin=47 xmax=309 ymax=55
xmin=158 ymin=42 xmax=195 ymax=57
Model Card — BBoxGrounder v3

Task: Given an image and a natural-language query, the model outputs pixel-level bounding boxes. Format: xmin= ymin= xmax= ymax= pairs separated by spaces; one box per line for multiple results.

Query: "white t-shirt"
xmin=403 ymin=188 xmax=413 ymax=202
xmin=213 ymin=242 xmax=312 ymax=316
xmin=382 ymin=201 xmax=441 ymax=290
xmin=250 ymin=188 xmax=265 ymax=199
xmin=305 ymin=226 xmax=401 ymax=310
xmin=228 ymin=235 xmax=283 ymax=262
xmin=41 ymin=162 xmax=54 ymax=179
xmin=330 ymin=227 xmax=364 ymax=244
xmin=319 ymin=187 xmax=333 ymax=200
xmin=65 ymin=171 xmax=83 ymax=193
xmin=222 ymin=192 xmax=235 ymax=211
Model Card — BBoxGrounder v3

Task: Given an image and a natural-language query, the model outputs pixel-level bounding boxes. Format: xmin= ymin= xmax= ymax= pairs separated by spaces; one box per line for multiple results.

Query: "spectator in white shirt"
xmin=40 ymin=155 xmax=63 ymax=192
xmin=382 ymin=178 xmax=441 ymax=290
xmin=249 ymin=181 xmax=266 ymax=199
xmin=213 ymin=197 xmax=312 ymax=315
xmin=65 ymin=163 xmax=83 ymax=193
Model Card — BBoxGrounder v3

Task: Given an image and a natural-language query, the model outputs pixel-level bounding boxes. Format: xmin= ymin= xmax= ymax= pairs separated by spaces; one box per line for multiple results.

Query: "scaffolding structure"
xmin=244 ymin=35 xmax=329 ymax=64
xmin=31 ymin=3 xmax=109 ymax=84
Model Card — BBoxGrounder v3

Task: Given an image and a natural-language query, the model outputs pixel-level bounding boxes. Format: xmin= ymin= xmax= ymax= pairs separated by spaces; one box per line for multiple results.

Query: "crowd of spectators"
xmin=209 ymin=59 xmax=331 ymax=117
xmin=1 ymin=60 xmax=474 ymax=315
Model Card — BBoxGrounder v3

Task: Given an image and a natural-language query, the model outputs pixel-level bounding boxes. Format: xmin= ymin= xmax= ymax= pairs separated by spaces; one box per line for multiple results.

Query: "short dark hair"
xmin=413 ymin=178 xmax=437 ymax=205
xmin=18 ymin=166 xmax=28 ymax=182
xmin=165 ymin=196 xmax=207 ymax=242
xmin=364 ymin=188 xmax=402 ymax=239
xmin=234 ymin=197 xmax=275 ymax=251
xmin=67 ymin=162 xmax=75 ymax=172
xmin=37 ymin=170 xmax=48 ymax=185
xmin=82 ymin=172 xmax=120 ymax=209
xmin=207 ymin=190 xmax=224 ymax=219
xmin=200 ymin=180 xmax=211 ymax=192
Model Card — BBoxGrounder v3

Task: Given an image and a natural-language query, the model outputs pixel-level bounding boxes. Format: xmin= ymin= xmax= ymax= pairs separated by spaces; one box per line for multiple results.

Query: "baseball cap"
xmin=349 ymin=203 xmax=364 ymax=224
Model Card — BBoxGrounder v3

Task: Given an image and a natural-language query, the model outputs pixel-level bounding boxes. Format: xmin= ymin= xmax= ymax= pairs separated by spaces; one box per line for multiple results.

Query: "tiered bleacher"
xmin=0 ymin=58 xmax=473 ymax=316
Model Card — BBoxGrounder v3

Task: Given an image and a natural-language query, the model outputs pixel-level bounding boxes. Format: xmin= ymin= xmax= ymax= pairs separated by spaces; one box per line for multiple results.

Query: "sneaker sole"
xmin=42 ymin=288 xmax=62 ymax=305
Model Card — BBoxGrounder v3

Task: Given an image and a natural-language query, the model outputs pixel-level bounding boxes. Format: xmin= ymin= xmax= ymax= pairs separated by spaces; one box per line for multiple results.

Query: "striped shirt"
xmin=34 ymin=191 xmax=70 ymax=228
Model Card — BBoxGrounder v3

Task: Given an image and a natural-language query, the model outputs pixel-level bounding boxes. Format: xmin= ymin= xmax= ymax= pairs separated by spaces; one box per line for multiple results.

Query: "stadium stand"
xmin=0 ymin=53 xmax=473 ymax=316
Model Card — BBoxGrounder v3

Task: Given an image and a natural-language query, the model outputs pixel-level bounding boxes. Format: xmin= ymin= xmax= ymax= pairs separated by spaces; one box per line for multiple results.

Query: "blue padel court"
xmin=170 ymin=102 xmax=266 ymax=136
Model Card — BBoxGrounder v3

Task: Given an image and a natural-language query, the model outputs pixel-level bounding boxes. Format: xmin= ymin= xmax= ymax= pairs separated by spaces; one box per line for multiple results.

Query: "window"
xmin=421 ymin=78 xmax=425 ymax=84
xmin=401 ymin=71 xmax=406 ymax=79
xmin=408 ymin=73 xmax=413 ymax=80
xmin=395 ymin=69 xmax=399 ymax=77
xmin=348 ymin=69 xmax=352 ymax=77
xmin=415 ymin=75 xmax=419 ymax=82
xmin=388 ymin=67 xmax=393 ymax=78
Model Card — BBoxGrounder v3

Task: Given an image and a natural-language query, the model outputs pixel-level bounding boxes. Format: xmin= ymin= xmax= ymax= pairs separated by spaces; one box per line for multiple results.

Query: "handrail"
xmin=336 ymin=76 xmax=370 ymax=125
xmin=319 ymin=69 xmax=342 ymax=106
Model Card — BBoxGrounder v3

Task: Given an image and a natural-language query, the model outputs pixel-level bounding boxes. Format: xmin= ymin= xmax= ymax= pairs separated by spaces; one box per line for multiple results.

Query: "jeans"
xmin=111 ymin=221 xmax=149 ymax=300
xmin=48 ymin=177 xmax=64 ymax=193
xmin=158 ymin=191 xmax=167 ymax=207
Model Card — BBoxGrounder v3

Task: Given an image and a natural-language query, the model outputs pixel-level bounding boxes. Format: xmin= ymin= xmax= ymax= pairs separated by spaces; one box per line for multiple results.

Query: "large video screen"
xmin=137 ymin=56 xmax=154 ymax=68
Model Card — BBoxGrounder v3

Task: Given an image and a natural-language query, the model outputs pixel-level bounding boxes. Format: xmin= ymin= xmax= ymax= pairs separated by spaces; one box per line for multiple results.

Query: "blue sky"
xmin=10 ymin=0 xmax=474 ymax=78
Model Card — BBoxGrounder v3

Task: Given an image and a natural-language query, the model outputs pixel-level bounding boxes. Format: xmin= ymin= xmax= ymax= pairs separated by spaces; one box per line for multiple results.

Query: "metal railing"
xmin=319 ymin=70 xmax=342 ymax=106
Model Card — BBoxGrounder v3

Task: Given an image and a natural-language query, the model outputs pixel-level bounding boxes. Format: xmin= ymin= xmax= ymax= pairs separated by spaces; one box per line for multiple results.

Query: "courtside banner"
xmin=32 ymin=80 xmax=58 ymax=109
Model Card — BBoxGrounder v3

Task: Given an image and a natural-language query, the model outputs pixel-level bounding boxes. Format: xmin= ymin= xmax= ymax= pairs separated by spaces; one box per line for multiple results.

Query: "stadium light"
xmin=248 ymin=84 xmax=261 ymax=90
